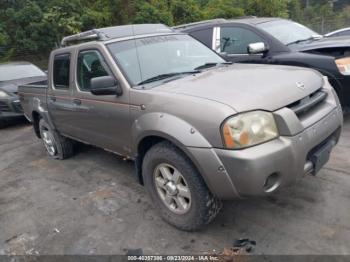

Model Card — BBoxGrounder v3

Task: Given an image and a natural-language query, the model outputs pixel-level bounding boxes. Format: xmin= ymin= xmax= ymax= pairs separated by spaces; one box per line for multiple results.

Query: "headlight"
xmin=0 ymin=90 xmax=9 ymax=98
xmin=222 ymin=111 xmax=279 ymax=149
xmin=335 ymin=57 xmax=350 ymax=76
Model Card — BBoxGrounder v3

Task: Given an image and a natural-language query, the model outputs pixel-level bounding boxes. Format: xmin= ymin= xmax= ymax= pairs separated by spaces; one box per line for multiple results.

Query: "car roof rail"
xmin=172 ymin=19 xmax=227 ymax=30
xmin=61 ymin=29 xmax=107 ymax=47
xmin=234 ymin=16 xmax=258 ymax=19
xmin=60 ymin=24 xmax=173 ymax=47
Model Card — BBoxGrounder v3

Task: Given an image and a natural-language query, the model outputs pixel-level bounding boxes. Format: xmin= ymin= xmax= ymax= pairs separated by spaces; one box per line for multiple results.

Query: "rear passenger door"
xmin=213 ymin=25 xmax=268 ymax=63
xmin=47 ymin=52 xmax=76 ymax=135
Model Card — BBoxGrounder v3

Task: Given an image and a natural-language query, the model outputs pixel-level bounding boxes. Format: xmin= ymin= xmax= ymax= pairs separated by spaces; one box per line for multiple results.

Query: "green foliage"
xmin=0 ymin=0 xmax=349 ymax=63
xmin=204 ymin=0 xmax=245 ymax=19
xmin=245 ymin=0 xmax=289 ymax=18
xmin=171 ymin=0 xmax=204 ymax=25
xmin=0 ymin=23 xmax=8 ymax=46
xmin=288 ymin=0 xmax=303 ymax=22
xmin=133 ymin=0 xmax=173 ymax=25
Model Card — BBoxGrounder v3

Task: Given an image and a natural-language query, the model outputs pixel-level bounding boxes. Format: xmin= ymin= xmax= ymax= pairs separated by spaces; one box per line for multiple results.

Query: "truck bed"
xmin=18 ymin=81 xmax=48 ymax=122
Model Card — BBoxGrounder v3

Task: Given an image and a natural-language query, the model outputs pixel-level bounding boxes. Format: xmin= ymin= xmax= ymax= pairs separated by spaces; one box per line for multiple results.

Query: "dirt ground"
xmin=0 ymin=115 xmax=349 ymax=255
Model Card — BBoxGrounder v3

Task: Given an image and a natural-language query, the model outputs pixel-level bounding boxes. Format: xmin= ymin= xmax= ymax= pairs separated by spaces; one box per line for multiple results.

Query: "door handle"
xmin=50 ymin=96 xmax=56 ymax=102
xmin=73 ymin=99 xmax=82 ymax=106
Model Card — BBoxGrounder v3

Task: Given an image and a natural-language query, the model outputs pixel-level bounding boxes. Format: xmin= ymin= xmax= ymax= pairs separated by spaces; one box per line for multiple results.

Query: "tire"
xmin=142 ymin=141 xmax=222 ymax=231
xmin=39 ymin=118 xmax=75 ymax=160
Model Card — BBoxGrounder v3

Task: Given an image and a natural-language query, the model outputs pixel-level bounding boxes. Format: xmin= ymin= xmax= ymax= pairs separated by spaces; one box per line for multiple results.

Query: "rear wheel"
xmin=142 ymin=141 xmax=222 ymax=231
xmin=39 ymin=119 xmax=75 ymax=159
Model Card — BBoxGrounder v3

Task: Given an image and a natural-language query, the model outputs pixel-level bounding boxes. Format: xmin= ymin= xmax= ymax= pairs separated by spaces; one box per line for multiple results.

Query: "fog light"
xmin=263 ymin=173 xmax=281 ymax=193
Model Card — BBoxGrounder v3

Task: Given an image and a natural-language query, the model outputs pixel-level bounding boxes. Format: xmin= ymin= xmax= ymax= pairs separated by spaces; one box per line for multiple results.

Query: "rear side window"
xmin=220 ymin=27 xmax=264 ymax=54
xmin=53 ymin=54 xmax=70 ymax=89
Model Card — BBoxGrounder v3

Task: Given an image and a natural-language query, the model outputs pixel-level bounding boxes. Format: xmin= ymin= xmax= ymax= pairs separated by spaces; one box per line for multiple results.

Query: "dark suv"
xmin=175 ymin=18 xmax=350 ymax=109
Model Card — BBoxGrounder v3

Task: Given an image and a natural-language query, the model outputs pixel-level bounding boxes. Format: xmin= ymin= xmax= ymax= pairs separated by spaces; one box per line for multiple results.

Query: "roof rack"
xmin=61 ymin=29 xmax=107 ymax=47
xmin=60 ymin=24 xmax=173 ymax=47
xmin=172 ymin=19 xmax=227 ymax=30
xmin=234 ymin=16 xmax=258 ymax=19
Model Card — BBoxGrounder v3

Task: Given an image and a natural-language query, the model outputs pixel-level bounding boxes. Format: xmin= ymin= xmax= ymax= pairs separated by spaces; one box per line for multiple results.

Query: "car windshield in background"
xmin=107 ymin=34 xmax=225 ymax=86
xmin=0 ymin=63 xmax=46 ymax=81
xmin=258 ymin=20 xmax=321 ymax=45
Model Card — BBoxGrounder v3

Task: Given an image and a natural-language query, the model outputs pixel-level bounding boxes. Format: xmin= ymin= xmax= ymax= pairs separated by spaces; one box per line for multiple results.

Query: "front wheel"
xmin=39 ymin=119 xmax=75 ymax=159
xmin=142 ymin=141 xmax=222 ymax=231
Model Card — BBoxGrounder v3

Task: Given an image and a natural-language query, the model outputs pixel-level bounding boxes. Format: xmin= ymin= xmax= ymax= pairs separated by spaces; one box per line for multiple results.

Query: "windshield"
xmin=0 ymin=63 xmax=45 ymax=81
xmin=107 ymin=34 xmax=225 ymax=86
xmin=258 ymin=20 xmax=320 ymax=45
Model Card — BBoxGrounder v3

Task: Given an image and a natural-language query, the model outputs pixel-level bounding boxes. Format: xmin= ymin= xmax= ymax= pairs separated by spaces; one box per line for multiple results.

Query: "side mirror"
xmin=90 ymin=76 xmax=123 ymax=96
xmin=248 ymin=42 xmax=269 ymax=55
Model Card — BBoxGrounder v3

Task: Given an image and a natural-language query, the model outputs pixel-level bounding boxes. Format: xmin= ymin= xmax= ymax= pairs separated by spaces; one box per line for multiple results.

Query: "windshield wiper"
xmin=137 ymin=71 xmax=200 ymax=86
xmin=194 ymin=62 xmax=232 ymax=71
xmin=286 ymin=35 xmax=322 ymax=46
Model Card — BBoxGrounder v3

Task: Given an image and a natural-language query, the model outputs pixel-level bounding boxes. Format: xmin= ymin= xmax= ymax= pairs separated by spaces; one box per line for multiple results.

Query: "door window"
xmin=77 ymin=50 xmax=110 ymax=91
xmin=190 ymin=28 xmax=213 ymax=48
xmin=220 ymin=27 xmax=264 ymax=54
xmin=53 ymin=54 xmax=70 ymax=89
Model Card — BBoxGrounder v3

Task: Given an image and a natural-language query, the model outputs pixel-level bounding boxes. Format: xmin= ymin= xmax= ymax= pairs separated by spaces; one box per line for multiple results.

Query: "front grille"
xmin=287 ymin=89 xmax=327 ymax=117
xmin=0 ymin=101 xmax=11 ymax=112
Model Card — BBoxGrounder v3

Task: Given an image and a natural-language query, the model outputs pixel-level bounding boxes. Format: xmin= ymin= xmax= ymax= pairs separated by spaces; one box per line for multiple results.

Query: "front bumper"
xmin=188 ymin=105 xmax=343 ymax=200
xmin=0 ymin=97 xmax=23 ymax=121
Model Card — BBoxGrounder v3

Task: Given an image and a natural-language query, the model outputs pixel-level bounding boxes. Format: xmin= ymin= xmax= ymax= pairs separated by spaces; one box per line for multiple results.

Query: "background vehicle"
xmin=326 ymin=27 xmax=350 ymax=38
xmin=175 ymin=18 xmax=350 ymax=109
xmin=19 ymin=24 xmax=342 ymax=231
xmin=0 ymin=62 xmax=47 ymax=127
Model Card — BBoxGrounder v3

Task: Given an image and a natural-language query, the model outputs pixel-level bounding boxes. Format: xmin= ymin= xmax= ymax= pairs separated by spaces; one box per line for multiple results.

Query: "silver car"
xmin=19 ymin=24 xmax=343 ymax=231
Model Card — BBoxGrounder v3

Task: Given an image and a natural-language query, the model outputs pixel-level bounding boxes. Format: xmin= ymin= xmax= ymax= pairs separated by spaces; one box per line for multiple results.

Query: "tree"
xmin=204 ymin=0 xmax=245 ymax=19
xmin=245 ymin=0 xmax=289 ymax=18
xmin=0 ymin=0 xmax=349 ymax=63
xmin=133 ymin=0 xmax=173 ymax=25
xmin=288 ymin=0 xmax=304 ymax=22
xmin=0 ymin=23 xmax=8 ymax=46
xmin=171 ymin=0 xmax=203 ymax=25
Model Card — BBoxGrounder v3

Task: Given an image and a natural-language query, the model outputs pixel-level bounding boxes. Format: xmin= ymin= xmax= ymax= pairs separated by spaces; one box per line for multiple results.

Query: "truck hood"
xmin=155 ymin=64 xmax=323 ymax=112
xmin=291 ymin=35 xmax=350 ymax=52
xmin=0 ymin=76 xmax=47 ymax=94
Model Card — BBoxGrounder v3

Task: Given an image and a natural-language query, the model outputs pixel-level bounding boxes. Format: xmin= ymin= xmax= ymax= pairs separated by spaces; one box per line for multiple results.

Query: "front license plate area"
xmin=310 ymin=140 xmax=334 ymax=175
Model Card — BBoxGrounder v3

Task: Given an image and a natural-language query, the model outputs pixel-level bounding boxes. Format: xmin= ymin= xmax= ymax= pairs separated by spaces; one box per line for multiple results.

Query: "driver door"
xmin=69 ymin=47 xmax=131 ymax=156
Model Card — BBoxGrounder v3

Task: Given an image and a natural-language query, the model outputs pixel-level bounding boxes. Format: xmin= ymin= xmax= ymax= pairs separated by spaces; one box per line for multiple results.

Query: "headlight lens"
xmin=0 ymin=90 xmax=9 ymax=98
xmin=222 ymin=111 xmax=279 ymax=149
xmin=335 ymin=57 xmax=350 ymax=75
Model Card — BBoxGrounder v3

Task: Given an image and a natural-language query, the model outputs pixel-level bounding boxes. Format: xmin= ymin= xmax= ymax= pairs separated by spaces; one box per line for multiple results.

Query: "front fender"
xmin=131 ymin=112 xmax=239 ymax=199
xmin=132 ymin=112 xmax=212 ymax=154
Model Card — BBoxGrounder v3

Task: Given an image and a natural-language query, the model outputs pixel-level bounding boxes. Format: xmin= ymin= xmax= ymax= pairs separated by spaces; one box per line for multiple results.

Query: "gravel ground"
xmin=0 ymin=115 xmax=349 ymax=255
